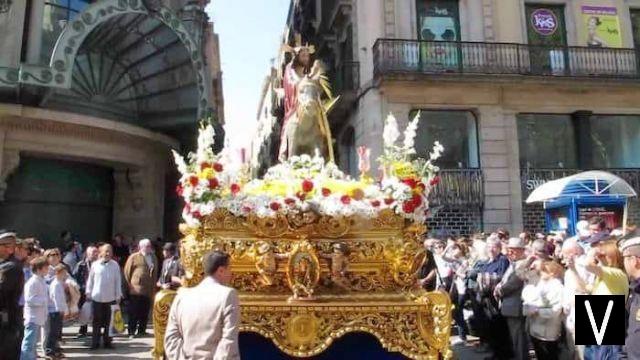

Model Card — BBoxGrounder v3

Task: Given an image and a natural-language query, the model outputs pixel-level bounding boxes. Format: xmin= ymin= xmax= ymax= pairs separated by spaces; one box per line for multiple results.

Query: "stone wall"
xmin=426 ymin=205 xmax=483 ymax=238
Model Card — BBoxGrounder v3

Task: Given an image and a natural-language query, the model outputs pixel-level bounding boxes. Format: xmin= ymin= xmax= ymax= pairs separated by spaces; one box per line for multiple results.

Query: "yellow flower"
xmin=391 ymin=162 xmax=416 ymax=178
xmin=198 ymin=168 xmax=214 ymax=180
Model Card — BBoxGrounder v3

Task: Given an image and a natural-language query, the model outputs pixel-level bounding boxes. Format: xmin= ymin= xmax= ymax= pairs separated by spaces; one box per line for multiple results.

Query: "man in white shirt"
xmin=85 ymin=244 xmax=122 ymax=350
xmin=165 ymin=251 xmax=240 ymax=360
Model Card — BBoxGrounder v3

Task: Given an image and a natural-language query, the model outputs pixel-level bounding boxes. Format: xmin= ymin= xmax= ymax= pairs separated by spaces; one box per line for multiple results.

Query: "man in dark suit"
xmin=494 ymin=237 xmax=528 ymax=360
xmin=157 ymin=243 xmax=184 ymax=290
xmin=0 ymin=230 xmax=25 ymax=360
xmin=417 ymin=239 xmax=438 ymax=291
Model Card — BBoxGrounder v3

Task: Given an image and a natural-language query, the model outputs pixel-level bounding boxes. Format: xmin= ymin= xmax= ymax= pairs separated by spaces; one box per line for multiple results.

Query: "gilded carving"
xmin=156 ymin=210 xmax=452 ymax=359
xmin=152 ymin=289 xmax=177 ymax=360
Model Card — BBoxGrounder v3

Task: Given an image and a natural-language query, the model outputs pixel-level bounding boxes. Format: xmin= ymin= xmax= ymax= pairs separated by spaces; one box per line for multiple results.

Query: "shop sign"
xmin=531 ymin=8 xmax=558 ymax=36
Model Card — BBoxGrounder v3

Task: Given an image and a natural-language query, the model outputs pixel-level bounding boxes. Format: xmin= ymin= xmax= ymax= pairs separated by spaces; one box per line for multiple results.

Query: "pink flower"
xmin=340 ymin=195 xmax=351 ymax=205
xmin=269 ymin=202 xmax=281 ymax=211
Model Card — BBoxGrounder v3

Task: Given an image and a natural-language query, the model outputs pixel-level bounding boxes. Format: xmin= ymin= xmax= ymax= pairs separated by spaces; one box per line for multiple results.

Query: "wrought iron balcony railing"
xmin=428 ymin=169 xmax=484 ymax=206
xmin=373 ymin=39 xmax=639 ymax=79
xmin=520 ymin=168 xmax=640 ymax=198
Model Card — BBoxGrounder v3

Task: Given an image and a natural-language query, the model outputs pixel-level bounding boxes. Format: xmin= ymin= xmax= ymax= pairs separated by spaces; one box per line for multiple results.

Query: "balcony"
xmin=428 ymin=169 xmax=484 ymax=207
xmin=373 ymin=39 xmax=640 ymax=80
xmin=520 ymin=168 xmax=640 ymax=199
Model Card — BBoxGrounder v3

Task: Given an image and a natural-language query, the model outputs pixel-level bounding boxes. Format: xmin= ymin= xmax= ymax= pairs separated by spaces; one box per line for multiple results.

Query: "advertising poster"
xmin=582 ymin=6 xmax=622 ymax=48
xmin=578 ymin=205 xmax=624 ymax=230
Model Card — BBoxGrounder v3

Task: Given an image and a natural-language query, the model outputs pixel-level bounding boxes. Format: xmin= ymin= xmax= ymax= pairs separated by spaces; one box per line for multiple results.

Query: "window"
xmin=411 ymin=110 xmax=479 ymax=169
xmin=631 ymin=9 xmax=640 ymax=50
xmin=588 ymin=115 xmax=640 ymax=168
xmin=41 ymin=0 xmax=92 ymax=64
xmin=416 ymin=0 xmax=460 ymax=42
xmin=517 ymin=114 xmax=577 ymax=169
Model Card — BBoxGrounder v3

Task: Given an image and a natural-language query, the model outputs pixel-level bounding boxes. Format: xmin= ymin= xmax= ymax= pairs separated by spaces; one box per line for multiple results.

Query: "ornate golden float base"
xmin=239 ymin=292 xmax=452 ymax=359
xmin=152 ymin=210 xmax=453 ymax=359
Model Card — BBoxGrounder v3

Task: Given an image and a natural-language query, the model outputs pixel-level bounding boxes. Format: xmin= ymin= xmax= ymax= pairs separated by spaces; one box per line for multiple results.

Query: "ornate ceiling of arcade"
xmin=0 ymin=0 xmax=218 ymax=145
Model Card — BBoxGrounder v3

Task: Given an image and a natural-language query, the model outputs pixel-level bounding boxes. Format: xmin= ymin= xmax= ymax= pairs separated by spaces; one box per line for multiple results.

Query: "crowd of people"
xmin=418 ymin=216 xmax=640 ymax=360
xmin=0 ymin=230 xmax=185 ymax=360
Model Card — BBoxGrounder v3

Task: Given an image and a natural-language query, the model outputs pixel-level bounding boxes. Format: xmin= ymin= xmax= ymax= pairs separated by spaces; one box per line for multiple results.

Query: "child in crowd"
xmin=45 ymin=264 xmax=69 ymax=359
xmin=522 ymin=260 xmax=565 ymax=360
xmin=20 ymin=257 xmax=49 ymax=360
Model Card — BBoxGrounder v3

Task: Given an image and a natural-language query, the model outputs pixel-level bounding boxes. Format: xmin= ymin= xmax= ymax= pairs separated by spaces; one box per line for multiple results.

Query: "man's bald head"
xmin=621 ymin=237 xmax=640 ymax=280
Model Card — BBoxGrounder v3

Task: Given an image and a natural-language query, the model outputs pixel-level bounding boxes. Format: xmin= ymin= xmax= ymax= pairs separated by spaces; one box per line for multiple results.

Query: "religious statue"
xmin=254 ymin=242 xmax=279 ymax=286
xmin=278 ymin=34 xmax=337 ymax=163
xmin=286 ymin=240 xmax=320 ymax=301
xmin=321 ymin=243 xmax=350 ymax=289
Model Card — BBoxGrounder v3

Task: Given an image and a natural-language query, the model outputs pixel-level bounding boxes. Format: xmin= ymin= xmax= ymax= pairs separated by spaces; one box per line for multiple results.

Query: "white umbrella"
xmin=525 ymin=170 xmax=637 ymax=204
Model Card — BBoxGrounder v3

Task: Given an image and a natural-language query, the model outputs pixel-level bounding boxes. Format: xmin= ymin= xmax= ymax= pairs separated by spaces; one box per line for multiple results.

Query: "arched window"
xmin=41 ymin=1 xmax=93 ymax=63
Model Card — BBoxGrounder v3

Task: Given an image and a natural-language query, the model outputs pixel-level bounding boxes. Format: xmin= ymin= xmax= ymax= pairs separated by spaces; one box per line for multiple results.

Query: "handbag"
xmin=109 ymin=304 xmax=125 ymax=336
xmin=78 ymin=301 xmax=92 ymax=325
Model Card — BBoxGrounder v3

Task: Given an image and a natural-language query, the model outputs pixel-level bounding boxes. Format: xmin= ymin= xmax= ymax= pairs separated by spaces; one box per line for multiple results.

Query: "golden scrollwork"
xmin=151 ymin=289 xmax=177 ymax=360
xmin=156 ymin=209 xmax=452 ymax=359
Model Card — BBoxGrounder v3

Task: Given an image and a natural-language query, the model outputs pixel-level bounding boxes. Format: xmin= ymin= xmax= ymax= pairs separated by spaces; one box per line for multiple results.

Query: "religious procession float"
xmin=152 ymin=40 xmax=453 ymax=360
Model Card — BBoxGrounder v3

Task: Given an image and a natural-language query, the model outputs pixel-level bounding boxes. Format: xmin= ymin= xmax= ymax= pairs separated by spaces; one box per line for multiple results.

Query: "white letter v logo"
xmin=585 ymin=300 xmax=614 ymax=346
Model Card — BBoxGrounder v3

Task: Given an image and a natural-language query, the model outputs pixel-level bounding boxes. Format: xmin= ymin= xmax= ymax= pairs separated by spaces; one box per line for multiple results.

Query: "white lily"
xmin=403 ymin=111 xmax=420 ymax=155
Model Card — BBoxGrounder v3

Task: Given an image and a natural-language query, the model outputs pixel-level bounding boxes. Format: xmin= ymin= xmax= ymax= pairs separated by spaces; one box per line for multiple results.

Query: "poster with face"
xmin=418 ymin=2 xmax=459 ymax=68
xmin=582 ymin=6 xmax=622 ymax=48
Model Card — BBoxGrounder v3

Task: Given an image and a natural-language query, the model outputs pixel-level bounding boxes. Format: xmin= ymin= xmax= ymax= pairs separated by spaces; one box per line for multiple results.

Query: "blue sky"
xmin=206 ymin=0 xmax=290 ymax=150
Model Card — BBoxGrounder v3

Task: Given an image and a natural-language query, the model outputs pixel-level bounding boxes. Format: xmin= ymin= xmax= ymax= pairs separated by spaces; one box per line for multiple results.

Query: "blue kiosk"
xmin=525 ymin=171 xmax=637 ymax=236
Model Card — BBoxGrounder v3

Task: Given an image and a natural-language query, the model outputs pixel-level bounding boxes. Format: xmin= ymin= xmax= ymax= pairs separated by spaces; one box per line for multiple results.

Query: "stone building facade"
xmin=257 ymin=0 xmax=640 ymax=236
xmin=0 ymin=0 xmax=223 ymax=246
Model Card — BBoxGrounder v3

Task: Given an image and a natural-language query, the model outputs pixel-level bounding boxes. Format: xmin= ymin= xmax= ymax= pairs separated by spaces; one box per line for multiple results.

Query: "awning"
xmin=525 ymin=170 xmax=637 ymax=204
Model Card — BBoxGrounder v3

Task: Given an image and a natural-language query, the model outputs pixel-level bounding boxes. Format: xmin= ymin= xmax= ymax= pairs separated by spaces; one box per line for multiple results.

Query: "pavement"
xmin=57 ymin=326 xmax=496 ymax=359
xmin=58 ymin=325 xmax=154 ymax=360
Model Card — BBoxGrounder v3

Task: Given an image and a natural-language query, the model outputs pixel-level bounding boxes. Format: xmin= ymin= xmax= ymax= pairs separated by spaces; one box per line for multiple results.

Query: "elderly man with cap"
xmin=494 ymin=237 xmax=529 ymax=360
xmin=0 ymin=229 xmax=26 ymax=360
xmin=157 ymin=242 xmax=184 ymax=291
xmin=123 ymin=238 xmax=158 ymax=338
xmin=621 ymin=236 xmax=640 ymax=359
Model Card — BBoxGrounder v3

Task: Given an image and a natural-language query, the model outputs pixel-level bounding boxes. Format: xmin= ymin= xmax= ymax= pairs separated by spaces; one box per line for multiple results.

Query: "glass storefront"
xmin=518 ymin=114 xmax=577 ymax=169
xmin=411 ymin=110 xmax=479 ymax=169
xmin=589 ymin=115 xmax=640 ymax=168
xmin=518 ymin=113 xmax=640 ymax=169
xmin=41 ymin=0 xmax=92 ymax=64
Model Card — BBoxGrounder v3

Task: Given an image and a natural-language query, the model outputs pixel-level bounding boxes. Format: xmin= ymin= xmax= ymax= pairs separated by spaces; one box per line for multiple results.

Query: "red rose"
xmin=284 ymin=198 xmax=296 ymax=206
xmin=269 ymin=202 xmax=281 ymax=211
xmin=189 ymin=176 xmax=199 ymax=187
xmin=192 ymin=211 xmax=202 ymax=219
xmin=213 ymin=163 xmax=223 ymax=172
xmin=401 ymin=178 xmax=417 ymax=188
xmin=302 ymin=179 xmax=314 ymax=192
xmin=321 ymin=188 xmax=331 ymax=197
xmin=384 ymin=198 xmax=394 ymax=205
xmin=230 ymin=183 xmax=240 ymax=195
xmin=242 ymin=206 xmax=252 ymax=213
xmin=296 ymin=191 xmax=306 ymax=201
xmin=208 ymin=177 xmax=219 ymax=189
xmin=370 ymin=200 xmax=381 ymax=207
xmin=402 ymin=201 xmax=416 ymax=213
xmin=340 ymin=195 xmax=351 ymax=205
xmin=429 ymin=176 xmax=440 ymax=186
xmin=176 ymin=185 xmax=183 ymax=196
xmin=412 ymin=194 xmax=423 ymax=207
xmin=416 ymin=181 xmax=426 ymax=192
xmin=200 ymin=163 xmax=211 ymax=170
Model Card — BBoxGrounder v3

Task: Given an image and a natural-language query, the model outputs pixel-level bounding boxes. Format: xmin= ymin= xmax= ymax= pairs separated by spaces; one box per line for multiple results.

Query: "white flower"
xmin=196 ymin=125 xmax=216 ymax=164
xmin=403 ymin=112 xmax=420 ymax=154
xmin=382 ymin=113 xmax=400 ymax=148
xmin=172 ymin=150 xmax=188 ymax=175
xmin=430 ymin=141 xmax=444 ymax=160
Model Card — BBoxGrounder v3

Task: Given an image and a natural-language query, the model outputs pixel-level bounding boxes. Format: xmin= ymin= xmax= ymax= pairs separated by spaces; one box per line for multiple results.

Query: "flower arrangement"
xmin=173 ymin=114 xmax=443 ymax=227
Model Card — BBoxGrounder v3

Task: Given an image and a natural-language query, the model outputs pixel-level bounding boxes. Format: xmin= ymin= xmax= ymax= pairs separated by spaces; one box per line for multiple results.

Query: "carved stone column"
xmin=0 ymin=138 xmax=20 ymax=201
